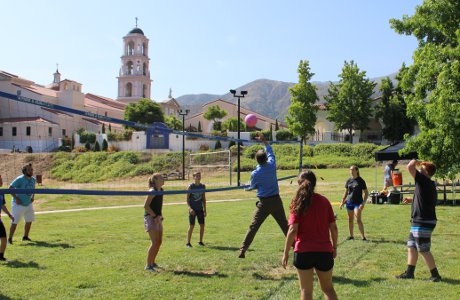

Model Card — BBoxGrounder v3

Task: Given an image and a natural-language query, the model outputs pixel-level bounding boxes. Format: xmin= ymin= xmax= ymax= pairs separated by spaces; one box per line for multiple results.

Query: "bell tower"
xmin=117 ymin=18 xmax=152 ymax=104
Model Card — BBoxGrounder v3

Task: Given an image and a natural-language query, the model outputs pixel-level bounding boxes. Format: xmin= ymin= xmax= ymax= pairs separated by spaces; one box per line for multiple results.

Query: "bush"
xmin=243 ymin=144 xmax=264 ymax=159
xmin=72 ymin=146 xmax=87 ymax=153
xmin=250 ymin=130 xmax=271 ymax=141
xmin=79 ymin=131 xmax=96 ymax=144
xmin=84 ymin=142 xmax=91 ymax=151
xmin=58 ymin=145 xmax=71 ymax=152
xmin=107 ymin=145 xmax=119 ymax=152
xmin=199 ymin=144 xmax=210 ymax=151
xmin=107 ymin=130 xmax=134 ymax=142
xmin=313 ymin=143 xmax=353 ymax=156
xmin=229 ymin=140 xmax=236 ymax=148
xmin=215 ymin=140 xmax=222 ymax=149
xmin=276 ymin=129 xmax=295 ymax=141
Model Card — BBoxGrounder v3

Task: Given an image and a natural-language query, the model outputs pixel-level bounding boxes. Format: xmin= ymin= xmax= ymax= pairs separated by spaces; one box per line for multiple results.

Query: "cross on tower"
xmin=135 ymin=17 xmax=138 ymax=28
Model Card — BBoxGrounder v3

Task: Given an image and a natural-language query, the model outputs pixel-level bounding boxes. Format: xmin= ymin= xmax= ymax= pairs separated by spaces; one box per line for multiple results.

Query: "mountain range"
xmin=176 ymin=74 xmax=396 ymax=121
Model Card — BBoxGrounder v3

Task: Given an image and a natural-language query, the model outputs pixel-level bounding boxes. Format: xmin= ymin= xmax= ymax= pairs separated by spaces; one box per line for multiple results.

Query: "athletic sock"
xmin=406 ymin=265 xmax=416 ymax=276
xmin=430 ymin=267 xmax=440 ymax=278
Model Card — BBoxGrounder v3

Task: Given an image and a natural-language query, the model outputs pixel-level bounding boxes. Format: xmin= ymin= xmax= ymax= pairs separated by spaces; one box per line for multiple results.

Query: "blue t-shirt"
xmin=188 ymin=183 xmax=205 ymax=211
xmin=246 ymin=145 xmax=279 ymax=198
xmin=10 ymin=175 xmax=36 ymax=206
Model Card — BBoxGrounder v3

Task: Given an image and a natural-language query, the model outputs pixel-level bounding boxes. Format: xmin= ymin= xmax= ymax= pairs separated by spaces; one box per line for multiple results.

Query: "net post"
xmin=228 ymin=149 xmax=232 ymax=186
xmin=298 ymin=138 xmax=303 ymax=174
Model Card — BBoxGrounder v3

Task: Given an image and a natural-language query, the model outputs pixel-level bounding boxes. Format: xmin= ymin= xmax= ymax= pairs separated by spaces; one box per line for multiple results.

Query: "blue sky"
xmin=1 ymin=0 xmax=422 ymax=101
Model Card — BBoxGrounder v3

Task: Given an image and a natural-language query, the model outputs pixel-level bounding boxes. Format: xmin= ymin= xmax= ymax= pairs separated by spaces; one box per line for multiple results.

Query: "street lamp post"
xmin=178 ymin=109 xmax=190 ymax=180
xmin=229 ymin=89 xmax=248 ymax=186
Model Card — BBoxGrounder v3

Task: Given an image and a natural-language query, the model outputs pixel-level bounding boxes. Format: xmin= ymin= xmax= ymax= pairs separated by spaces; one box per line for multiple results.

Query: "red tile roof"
xmin=0 ymin=117 xmax=58 ymax=125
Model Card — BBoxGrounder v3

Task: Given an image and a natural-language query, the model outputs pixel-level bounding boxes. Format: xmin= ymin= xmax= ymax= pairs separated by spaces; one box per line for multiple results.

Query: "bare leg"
xmin=420 ymin=251 xmax=436 ymax=270
xmin=0 ymin=237 xmax=6 ymax=254
xmin=316 ymin=269 xmax=338 ymax=300
xmin=187 ymin=225 xmax=194 ymax=244
xmin=9 ymin=223 xmax=17 ymax=240
xmin=408 ymin=247 xmax=418 ymax=266
xmin=24 ymin=222 xmax=32 ymax=238
xmin=296 ymin=268 xmax=314 ymax=300
xmin=150 ymin=229 xmax=163 ymax=264
xmin=199 ymin=224 xmax=205 ymax=243
xmin=355 ymin=208 xmax=365 ymax=239
xmin=347 ymin=210 xmax=354 ymax=238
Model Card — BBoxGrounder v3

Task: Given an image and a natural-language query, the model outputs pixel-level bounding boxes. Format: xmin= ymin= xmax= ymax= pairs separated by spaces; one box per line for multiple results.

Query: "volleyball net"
xmin=0 ymin=89 xmax=302 ymax=198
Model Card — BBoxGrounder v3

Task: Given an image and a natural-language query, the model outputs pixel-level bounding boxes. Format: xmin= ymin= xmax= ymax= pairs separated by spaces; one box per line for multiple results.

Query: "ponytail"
xmin=290 ymin=170 xmax=317 ymax=216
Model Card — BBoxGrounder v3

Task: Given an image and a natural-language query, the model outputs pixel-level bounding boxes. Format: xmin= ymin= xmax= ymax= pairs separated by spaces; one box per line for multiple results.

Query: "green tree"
xmin=124 ymin=98 xmax=164 ymax=130
xmin=375 ymin=68 xmax=415 ymax=144
xmin=102 ymin=139 xmax=108 ymax=151
xmin=390 ymin=0 xmax=460 ymax=178
xmin=198 ymin=121 xmax=202 ymax=132
xmin=286 ymin=60 xmax=319 ymax=144
xmin=222 ymin=117 xmax=246 ymax=132
xmin=101 ymin=123 xmax=106 ymax=134
xmin=325 ymin=60 xmax=376 ymax=143
xmin=94 ymin=141 xmax=101 ymax=152
xmin=203 ymin=105 xmax=227 ymax=131
xmin=108 ymin=124 xmax=112 ymax=132
xmin=164 ymin=115 xmax=182 ymax=130
xmin=275 ymin=119 xmax=279 ymax=131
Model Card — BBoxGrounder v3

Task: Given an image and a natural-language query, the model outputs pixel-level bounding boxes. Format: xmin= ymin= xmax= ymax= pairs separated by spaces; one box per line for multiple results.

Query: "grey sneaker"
xmin=429 ymin=275 xmax=442 ymax=282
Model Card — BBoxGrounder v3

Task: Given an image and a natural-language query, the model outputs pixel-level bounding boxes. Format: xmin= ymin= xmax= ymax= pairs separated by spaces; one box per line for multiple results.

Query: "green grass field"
xmin=1 ymin=168 xmax=459 ymax=299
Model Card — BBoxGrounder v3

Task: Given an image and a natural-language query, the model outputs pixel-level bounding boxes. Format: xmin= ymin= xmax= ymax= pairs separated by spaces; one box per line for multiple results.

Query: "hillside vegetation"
xmin=50 ymin=143 xmax=384 ymax=183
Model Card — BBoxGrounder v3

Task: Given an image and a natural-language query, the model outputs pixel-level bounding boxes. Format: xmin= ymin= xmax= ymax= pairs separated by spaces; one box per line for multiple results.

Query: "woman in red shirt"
xmin=282 ymin=170 xmax=338 ymax=300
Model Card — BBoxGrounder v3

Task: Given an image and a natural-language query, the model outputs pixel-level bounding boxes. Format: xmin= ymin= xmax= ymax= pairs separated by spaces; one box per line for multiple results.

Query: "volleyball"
xmin=244 ymin=114 xmax=257 ymax=127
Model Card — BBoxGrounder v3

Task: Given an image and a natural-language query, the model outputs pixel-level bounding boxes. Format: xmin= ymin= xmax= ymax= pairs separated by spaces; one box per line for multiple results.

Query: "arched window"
xmin=143 ymin=63 xmax=147 ymax=75
xmin=126 ymin=83 xmax=132 ymax=97
xmin=127 ymin=61 xmax=133 ymax=75
xmin=142 ymin=43 xmax=147 ymax=56
xmin=128 ymin=41 xmax=135 ymax=55
xmin=143 ymin=84 xmax=147 ymax=98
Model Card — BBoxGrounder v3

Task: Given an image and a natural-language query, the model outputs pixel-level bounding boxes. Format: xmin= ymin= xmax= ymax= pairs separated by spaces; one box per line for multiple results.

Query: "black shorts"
xmin=0 ymin=221 xmax=6 ymax=238
xmin=189 ymin=210 xmax=205 ymax=225
xmin=293 ymin=252 xmax=334 ymax=272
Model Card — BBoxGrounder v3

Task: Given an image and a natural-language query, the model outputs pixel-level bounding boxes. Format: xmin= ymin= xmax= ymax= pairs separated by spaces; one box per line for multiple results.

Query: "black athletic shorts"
xmin=293 ymin=252 xmax=334 ymax=272
xmin=0 ymin=221 xmax=6 ymax=238
xmin=189 ymin=210 xmax=205 ymax=225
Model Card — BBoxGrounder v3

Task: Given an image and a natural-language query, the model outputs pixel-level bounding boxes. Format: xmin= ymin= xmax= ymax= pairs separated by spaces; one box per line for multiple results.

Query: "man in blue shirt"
xmin=8 ymin=163 xmax=36 ymax=244
xmin=239 ymin=132 xmax=288 ymax=258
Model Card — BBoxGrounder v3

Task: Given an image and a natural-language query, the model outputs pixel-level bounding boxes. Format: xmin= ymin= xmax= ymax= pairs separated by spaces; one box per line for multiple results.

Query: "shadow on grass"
xmin=334 ymin=275 xmax=385 ymax=287
xmin=4 ymin=260 xmax=42 ymax=269
xmin=0 ymin=293 xmax=14 ymax=300
xmin=206 ymin=245 xmax=242 ymax=252
xmin=367 ymin=238 xmax=407 ymax=245
xmin=442 ymin=278 xmax=460 ymax=285
xmin=252 ymin=272 xmax=297 ymax=281
xmin=23 ymin=240 xmax=74 ymax=249
xmin=172 ymin=270 xmax=227 ymax=278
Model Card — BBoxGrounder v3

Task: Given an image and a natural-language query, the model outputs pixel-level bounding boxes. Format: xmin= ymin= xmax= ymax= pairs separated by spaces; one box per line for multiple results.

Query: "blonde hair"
xmin=148 ymin=173 xmax=163 ymax=188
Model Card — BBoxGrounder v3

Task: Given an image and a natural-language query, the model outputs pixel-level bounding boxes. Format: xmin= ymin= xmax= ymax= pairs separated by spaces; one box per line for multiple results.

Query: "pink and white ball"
xmin=244 ymin=114 xmax=257 ymax=128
